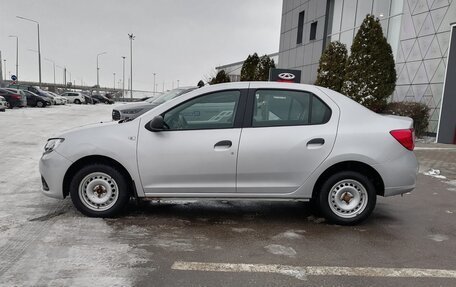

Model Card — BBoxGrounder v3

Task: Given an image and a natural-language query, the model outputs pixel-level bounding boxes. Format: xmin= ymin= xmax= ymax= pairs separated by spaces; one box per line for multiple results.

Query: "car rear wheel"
xmin=74 ymin=99 xmax=81 ymax=104
xmin=318 ymin=171 xmax=376 ymax=225
xmin=69 ymin=164 xmax=130 ymax=217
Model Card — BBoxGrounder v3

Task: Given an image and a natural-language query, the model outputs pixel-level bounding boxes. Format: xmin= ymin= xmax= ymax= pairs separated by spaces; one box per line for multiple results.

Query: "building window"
xmin=310 ymin=22 xmax=317 ymax=40
xmin=297 ymin=11 xmax=305 ymax=44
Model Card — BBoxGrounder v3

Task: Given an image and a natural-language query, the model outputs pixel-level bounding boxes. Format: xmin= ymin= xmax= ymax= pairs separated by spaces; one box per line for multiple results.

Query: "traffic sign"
xmin=11 ymin=75 xmax=17 ymax=81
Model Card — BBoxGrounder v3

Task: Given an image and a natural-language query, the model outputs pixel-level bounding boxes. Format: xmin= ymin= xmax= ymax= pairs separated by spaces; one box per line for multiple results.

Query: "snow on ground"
xmin=0 ymin=104 xmax=151 ymax=286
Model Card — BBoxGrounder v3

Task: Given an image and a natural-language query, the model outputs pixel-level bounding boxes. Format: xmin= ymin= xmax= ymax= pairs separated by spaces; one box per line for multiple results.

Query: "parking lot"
xmin=0 ymin=105 xmax=455 ymax=286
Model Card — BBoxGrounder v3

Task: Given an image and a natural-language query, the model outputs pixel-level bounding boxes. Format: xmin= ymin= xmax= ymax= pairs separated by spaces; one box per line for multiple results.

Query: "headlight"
xmin=123 ymin=108 xmax=143 ymax=114
xmin=44 ymin=138 xmax=65 ymax=155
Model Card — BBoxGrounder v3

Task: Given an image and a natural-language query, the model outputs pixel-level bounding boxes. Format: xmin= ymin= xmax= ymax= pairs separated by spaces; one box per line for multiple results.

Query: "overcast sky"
xmin=0 ymin=0 xmax=281 ymax=91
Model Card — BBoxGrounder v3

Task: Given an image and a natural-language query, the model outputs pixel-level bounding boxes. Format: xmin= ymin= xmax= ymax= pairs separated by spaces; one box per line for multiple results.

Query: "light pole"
xmin=121 ymin=56 xmax=126 ymax=99
xmin=8 ymin=35 xmax=19 ymax=80
xmin=96 ymin=51 xmax=107 ymax=88
xmin=153 ymin=73 xmax=156 ymax=95
xmin=17 ymin=16 xmax=41 ymax=85
xmin=177 ymin=80 xmax=180 ymax=88
xmin=56 ymin=65 xmax=64 ymax=85
xmin=128 ymin=33 xmax=135 ymax=99
xmin=44 ymin=58 xmax=56 ymax=86
xmin=3 ymin=59 xmax=6 ymax=81
xmin=113 ymin=73 xmax=116 ymax=90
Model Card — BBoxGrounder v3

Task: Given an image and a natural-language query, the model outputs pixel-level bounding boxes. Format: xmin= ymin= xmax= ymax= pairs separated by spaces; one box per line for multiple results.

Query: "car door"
xmin=236 ymin=85 xmax=339 ymax=194
xmin=137 ymin=89 xmax=247 ymax=195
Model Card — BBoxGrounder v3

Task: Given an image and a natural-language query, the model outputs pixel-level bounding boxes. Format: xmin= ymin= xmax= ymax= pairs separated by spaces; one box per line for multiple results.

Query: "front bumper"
xmin=39 ymin=150 xmax=73 ymax=199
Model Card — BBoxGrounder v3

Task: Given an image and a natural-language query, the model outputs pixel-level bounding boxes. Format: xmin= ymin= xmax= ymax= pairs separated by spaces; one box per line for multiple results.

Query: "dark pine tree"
xmin=315 ymin=41 xmax=347 ymax=93
xmin=240 ymin=53 xmax=260 ymax=81
xmin=255 ymin=55 xmax=276 ymax=81
xmin=341 ymin=15 xmax=396 ymax=112
xmin=209 ymin=70 xmax=231 ymax=84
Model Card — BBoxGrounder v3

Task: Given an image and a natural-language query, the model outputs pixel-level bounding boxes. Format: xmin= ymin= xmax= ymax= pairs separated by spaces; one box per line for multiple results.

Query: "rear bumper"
xmin=373 ymin=151 xmax=419 ymax=197
xmin=39 ymin=150 xmax=73 ymax=199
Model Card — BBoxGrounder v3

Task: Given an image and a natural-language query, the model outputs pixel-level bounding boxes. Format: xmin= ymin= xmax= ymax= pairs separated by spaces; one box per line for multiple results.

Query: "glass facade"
xmin=326 ymin=0 xmax=404 ymax=57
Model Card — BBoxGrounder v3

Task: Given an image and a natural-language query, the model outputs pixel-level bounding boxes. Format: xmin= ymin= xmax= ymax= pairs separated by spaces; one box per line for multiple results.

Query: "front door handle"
xmin=307 ymin=138 xmax=325 ymax=146
xmin=214 ymin=140 xmax=232 ymax=149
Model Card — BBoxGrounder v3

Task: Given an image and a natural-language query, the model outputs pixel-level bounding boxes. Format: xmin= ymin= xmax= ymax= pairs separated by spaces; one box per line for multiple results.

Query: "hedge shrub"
xmin=383 ymin=102 xmax=430 ymax=137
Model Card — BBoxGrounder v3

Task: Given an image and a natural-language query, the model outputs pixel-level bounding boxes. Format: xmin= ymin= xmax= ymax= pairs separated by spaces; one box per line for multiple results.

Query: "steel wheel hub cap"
xmin=78 ymin=172 xmax=119 ymax=211
xmin=328 ymin=179 xmax=368 ymax=219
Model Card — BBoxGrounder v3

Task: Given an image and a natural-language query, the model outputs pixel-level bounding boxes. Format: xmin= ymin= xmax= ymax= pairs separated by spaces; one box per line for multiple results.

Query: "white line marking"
xmin=171 ymin=261 xmax=456 ymax=281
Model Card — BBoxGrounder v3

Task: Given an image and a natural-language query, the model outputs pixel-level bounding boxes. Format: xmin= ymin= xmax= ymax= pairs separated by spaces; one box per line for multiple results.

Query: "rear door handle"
xmin=307 ymin=138 xmax=325 ymax=146
xmin=214 ymin=140 xmax=232 ymax=148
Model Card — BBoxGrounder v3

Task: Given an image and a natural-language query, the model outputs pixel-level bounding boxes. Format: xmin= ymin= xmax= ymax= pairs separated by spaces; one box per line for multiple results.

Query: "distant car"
xmin=81 ymin=94 xmax=93 ymax=104
xmin=8 ymin=85 xmax=55 ymax=105
xmin=112 ymin=87 xmax=196 ymax=121
xmin=39 ymin=82 xmax=418 ymax=224
xmin=0 ymin=96 xmax=7 ymax=111
xmin=23 ymin=90 xmax=51 ymax=107
xmin=0 ymin=88 xmax=27 ymax=108
xmin=46 ymin=91 xmax=67 ymax=105
xmin=60 ymin=92 xmax=86 ymax=104
xmin=92 ymin=94 xmax=114 ymax=104
xmin=138 ymin=96 xmax=152 ymax=102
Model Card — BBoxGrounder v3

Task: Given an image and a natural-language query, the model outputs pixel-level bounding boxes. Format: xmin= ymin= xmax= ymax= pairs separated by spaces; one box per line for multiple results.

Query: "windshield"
xmin=146 ymin=88 xmax=194 ymax=105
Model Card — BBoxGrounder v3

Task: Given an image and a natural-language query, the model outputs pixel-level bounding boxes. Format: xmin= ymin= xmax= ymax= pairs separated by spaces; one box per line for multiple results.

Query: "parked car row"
xmin=0 ymin=85 xmax=116 ymax=110
xmin=112 ymin=87 xmax=196 ymax=121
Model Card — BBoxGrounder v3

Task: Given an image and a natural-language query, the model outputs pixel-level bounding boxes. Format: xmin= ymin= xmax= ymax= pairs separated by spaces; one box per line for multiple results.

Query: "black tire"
xmin=36 ymin=101 xmax=44 ymax=108
xmin=317 ymin=171 xmax=376 ymax=225
xmin=74 ymin=99 xmax=81 ymax=104
xmin=69 ymin=163 xmax=131 ymax=217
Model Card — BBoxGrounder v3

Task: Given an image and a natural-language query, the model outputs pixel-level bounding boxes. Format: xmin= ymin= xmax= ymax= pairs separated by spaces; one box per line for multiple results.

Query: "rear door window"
xmin=252 ymin=89 xmax=331 ymax=127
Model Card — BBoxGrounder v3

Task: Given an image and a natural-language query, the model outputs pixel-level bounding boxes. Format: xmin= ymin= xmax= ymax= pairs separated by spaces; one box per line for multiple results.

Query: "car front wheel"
xmin=69 ymin=163 xmax=130 ymax=217
xmin=37 ymin=101 xmax=44 ymax=108
xmin=318 ymin=171 xmax=376 ymax=225
xmin=74 ymin=99 xmax=81 ymax=104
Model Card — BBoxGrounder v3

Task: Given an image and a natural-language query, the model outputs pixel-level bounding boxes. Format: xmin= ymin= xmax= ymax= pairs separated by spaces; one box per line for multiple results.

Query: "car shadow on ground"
xmin=109 ymin=199 xmax=401 ymax=228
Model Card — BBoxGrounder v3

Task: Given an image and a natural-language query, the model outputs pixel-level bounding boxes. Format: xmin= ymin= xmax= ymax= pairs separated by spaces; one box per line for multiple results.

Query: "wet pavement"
xmin=0 ymin=105 xmax=455 ymax=286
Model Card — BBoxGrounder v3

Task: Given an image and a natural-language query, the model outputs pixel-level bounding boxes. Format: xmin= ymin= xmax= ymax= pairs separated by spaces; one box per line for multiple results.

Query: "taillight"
xmin=12 ymin=94 xmax=21 ymax=100
xmin=390 ymin=129 xmax=415 ymax=151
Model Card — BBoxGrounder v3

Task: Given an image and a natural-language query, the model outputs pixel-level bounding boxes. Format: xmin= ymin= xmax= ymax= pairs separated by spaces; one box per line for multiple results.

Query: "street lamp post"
xmin=56 ymin=65 xmax=64 ymax=85
xmin=8 ymin=35 xmax=19 ymax=80
xmin=128 ymin=33 xmax=135 ymax=99
xmin=44 ymin=58 xmax=56 ymax=86
xmin=153 ymin=73 xmax=156 ymax=95
xmin=113 ymin=73 xmax=116 ymax=90
xmin=121 ymin=56 xmax=126 ymax=100
xmin=96 ymin=52 xmax=107 ymax=88
xmin=3 ymin=59 xmax=6 ymax=81
xmin=177 ymin=80 xmax=180 ymax=88
xmin=16 ymin=16 xmax=41 ymax=85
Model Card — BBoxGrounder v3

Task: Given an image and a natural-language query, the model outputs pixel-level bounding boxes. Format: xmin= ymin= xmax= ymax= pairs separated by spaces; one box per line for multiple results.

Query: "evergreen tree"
xmin=256 ymin=55 xmax=276 ymax=81
xmin=209 ymin=70 xmax=231 ymax=84
xmin=315 ymin=41 xmax=347 ymax=92
xmin=197 ymin=80 xmax=205 ymax=87
xmin=240 ymin=53 xmax=260 ymax=81
xmin=341 ymin=15 xmax=396 ymax=112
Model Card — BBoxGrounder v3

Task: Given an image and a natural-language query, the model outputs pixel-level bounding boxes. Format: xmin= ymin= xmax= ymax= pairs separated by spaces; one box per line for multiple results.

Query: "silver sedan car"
xmin=39 ymin=82 xmax=418 ymax=225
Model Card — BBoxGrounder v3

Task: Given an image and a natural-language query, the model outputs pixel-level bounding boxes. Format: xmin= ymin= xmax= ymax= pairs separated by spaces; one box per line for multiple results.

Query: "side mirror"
xmin=146 ymin=115 xmax=166 ymax=132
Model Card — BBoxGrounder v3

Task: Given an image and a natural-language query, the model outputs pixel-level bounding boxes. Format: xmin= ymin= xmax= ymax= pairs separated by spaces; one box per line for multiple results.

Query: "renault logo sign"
xmin=278 ymin=73 xmax=296 ymax=80
xmin=269 ymin=68 xmax=301 ymax=83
